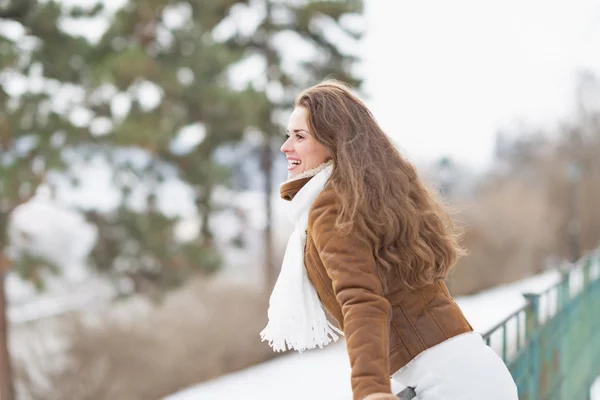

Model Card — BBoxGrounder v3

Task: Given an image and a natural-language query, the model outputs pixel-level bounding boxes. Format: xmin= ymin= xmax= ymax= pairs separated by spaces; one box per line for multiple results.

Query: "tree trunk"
xmin=200 ymin=186 xmax=214 ymax=245
xmin=262 ymin=142 xmax=275 ymax=291
xmin=0 ymin=251 xmax=14 ymax=400
xmin=262 ymin=0 xmax=277 ymax=293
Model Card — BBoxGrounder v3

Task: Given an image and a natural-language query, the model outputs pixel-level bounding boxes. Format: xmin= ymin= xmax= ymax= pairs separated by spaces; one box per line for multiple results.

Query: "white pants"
xmin=391 ymin=332 xmax=518 ymax=400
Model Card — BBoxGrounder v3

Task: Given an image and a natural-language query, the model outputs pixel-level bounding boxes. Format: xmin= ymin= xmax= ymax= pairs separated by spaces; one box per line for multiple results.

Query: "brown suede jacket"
xmin=280 ymin=176 xmax=473 ymax=400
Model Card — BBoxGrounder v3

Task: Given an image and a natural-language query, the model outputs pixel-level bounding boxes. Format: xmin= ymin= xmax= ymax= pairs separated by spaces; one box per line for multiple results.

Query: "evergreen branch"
xmin=0 ymin=0 xmax=35 ymax=22
xmin=68 ymin=3 xmax=104 ymax=19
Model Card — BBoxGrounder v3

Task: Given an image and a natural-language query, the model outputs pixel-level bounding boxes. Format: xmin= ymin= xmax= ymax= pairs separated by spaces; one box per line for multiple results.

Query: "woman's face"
xmin=280 ymin=106 xmax=332 ymax=179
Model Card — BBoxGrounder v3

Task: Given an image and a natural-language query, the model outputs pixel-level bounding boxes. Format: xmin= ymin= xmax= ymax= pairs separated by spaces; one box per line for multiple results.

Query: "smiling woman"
xmin=261 ymin=79 xmax=518 ymax=400
xmin=280 ymin=107 xmax=333 ymax=180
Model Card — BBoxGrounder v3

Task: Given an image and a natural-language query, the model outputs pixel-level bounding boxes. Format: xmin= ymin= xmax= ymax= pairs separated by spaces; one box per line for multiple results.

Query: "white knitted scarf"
xmin=260 ymin=162 xmax=343 ymax=352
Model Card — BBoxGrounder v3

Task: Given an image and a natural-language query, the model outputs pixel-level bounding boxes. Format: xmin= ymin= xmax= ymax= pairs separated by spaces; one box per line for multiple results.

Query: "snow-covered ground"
xmin=165 ymin=265 xmax=600 ymax=400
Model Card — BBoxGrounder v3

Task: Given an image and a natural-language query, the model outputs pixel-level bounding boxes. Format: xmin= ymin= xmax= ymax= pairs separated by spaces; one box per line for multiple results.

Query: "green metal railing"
xmin=482 ymin=248 xmax=600 ymax=400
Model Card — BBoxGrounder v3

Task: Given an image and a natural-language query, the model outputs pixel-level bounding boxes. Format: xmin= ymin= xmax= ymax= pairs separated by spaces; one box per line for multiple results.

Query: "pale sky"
xmin=360 ymin=0 xmax=600 ymax=170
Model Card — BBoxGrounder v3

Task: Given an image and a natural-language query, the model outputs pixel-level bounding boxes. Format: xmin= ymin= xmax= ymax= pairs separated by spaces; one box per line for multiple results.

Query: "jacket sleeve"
xmin=309 ymin=190 xmax=392 ymax=400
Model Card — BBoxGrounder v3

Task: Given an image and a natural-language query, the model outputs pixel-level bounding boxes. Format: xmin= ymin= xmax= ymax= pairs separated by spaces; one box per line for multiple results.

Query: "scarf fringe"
xmin=260 ymin=319 xmax=343 ymax=353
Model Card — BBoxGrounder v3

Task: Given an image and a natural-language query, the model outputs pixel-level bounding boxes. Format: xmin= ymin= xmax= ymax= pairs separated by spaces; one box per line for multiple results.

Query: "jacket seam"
xmin=398 ymin=306 xmax=426 ymax=349
xmin=418 ymin=287 xmax=447 ymax=338
xmin=308 ymin=243 xmax=337 ymax=300
xmin=305 ymin=236 xmax=341 ymax=324
xmin=389 ymin=320 xmax=407 ymax=353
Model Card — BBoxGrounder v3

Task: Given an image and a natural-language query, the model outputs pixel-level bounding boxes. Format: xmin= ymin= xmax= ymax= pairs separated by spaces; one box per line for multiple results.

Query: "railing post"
xmin=558 ymin=268 xmax=572 ymax=399
xmin=523 ymin=292 xmax=540 ymax=400
xmin=558 ymin=266 xmax=571 ymax=307
xmin=583 ymin=255 xmax=591 ymax=287
xmin=594 ymin=252 xmax=600 ymax=381
xmin=596 ymin=253 xmax=600 ymax=374
xmin=582 ymin=256 xmax=592 ymax=399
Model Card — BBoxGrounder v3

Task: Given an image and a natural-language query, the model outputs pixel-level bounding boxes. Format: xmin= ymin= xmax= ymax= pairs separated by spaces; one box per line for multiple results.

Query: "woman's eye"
xmin=296 ymin=134 xmax=303 ymax=140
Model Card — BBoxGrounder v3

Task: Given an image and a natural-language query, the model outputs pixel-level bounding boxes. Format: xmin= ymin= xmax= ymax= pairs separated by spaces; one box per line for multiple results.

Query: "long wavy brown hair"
xmin=295 ymin=79 xmax=465 ymax=290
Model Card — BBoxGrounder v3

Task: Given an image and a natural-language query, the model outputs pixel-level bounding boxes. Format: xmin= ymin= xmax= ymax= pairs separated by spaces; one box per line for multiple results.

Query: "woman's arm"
xmin=310 ymin=190 xmax=395 ymax=400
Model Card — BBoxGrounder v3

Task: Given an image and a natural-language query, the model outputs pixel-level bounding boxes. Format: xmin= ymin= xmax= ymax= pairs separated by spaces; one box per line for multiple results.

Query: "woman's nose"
xmin=280 ymin=137 xmax=292 ymax=153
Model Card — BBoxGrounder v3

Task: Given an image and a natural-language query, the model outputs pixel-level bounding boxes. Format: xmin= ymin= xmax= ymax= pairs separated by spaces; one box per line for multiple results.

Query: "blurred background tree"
xmin=0 ymin=0 xmax=257 ymax=397
xmin=0 ymin=1 xmax=103 ymax=397
xmin=79 ymin=0 xmax=258 ymax=294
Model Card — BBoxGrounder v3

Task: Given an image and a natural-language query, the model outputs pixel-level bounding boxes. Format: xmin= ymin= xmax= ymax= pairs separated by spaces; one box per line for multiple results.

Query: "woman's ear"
xmin=326 ymin=149 xmax=334 ymax=161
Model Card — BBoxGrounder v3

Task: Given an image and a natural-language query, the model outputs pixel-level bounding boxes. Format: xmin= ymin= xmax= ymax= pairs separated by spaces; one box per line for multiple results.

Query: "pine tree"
xmin=80 ymin=0 xmax=256 ymax=293
xmin=1 ymin=0 xmax=250 ymax=396
xmin=0 ymin=1 xmax=106 ymax=397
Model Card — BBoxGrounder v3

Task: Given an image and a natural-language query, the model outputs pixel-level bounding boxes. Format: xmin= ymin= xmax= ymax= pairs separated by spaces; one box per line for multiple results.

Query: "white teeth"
xmin=289 ymin=160 xmax=301 ymax=165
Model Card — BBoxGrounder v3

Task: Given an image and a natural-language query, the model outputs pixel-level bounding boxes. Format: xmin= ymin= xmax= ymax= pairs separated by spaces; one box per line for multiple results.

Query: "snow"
xmin=593 ymin=377 xmax=600 ymax=400
xmin=7 ymin=199 xmax=116 ymax=324
xmin=165 ymin=267 xmax=600 ymax=400
xmin=9 ymin=276 xmax=115 ymax=324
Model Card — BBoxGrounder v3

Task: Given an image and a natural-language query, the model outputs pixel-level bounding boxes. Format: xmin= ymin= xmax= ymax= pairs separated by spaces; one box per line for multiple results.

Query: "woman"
xmin=260 ymin=80 xmax=518 ymax=400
